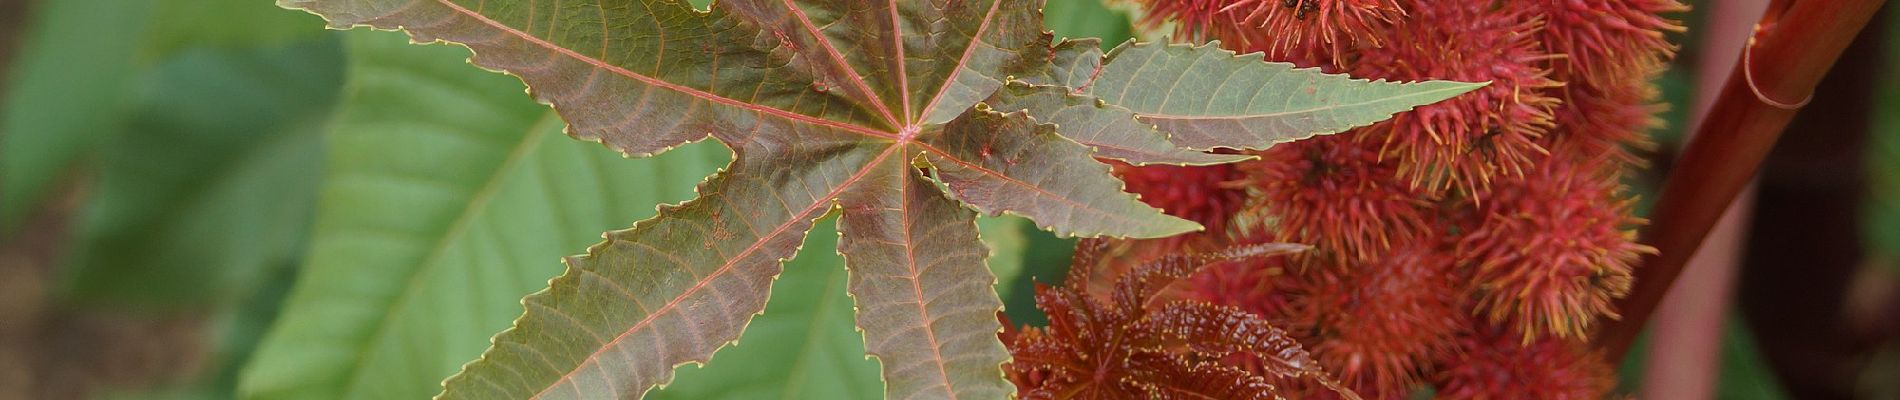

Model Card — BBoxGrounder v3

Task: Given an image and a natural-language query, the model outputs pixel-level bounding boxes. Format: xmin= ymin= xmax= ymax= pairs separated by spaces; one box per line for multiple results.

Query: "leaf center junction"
xmin=897 ymin=124 xmax=922 ymax=142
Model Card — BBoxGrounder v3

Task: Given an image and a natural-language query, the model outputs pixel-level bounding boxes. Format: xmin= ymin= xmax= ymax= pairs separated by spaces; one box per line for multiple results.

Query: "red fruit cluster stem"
xmin=1598 ymin=0 xmax=1888 ymax=360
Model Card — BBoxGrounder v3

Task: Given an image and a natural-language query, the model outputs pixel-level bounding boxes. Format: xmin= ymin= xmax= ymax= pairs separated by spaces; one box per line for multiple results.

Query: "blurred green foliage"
xmin=1868 ymin=0 xmax=1900 ymax=271
xmin=0 ymin=0 xmax=338 ymax=398
xmin=61 ymin=39 xmax=343 ymax=308
xmin=1 ymin=0 xmax=160 ymax=232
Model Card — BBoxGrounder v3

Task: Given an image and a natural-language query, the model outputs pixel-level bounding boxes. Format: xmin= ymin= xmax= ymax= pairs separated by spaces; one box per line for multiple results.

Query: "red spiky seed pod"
xmin=1299 ymin=242 xmax=1459 ymax=396
xmin=1548 ymin=77 xmax=1666 ymax=165
xmin=1237 ymin=138 xmax=1433 ymax=262
xmin=1432 ymin=322 xmax=1617 ymax=400
xmin=1110 ymin=0 xmax=1684 ymax=396
xmin=1456 ymin=154 xmax=1650 ymax=340
xmin=1526 ymin=0 xmax=1688 ymax=84
xmin=1277 ymin=242 xmax=1464 ymax=397
xmin=1134 ymin=0 xmax=1245 ymax=43
xmin=1133 ymin=0 xmax=1403 ymax=64
xmin=1213 ymin=0 xmax=1404 ymax=62
xmin=1114 ymin=161 xmax=1250 ymax=237
xmin=1105 ymin=161 xmax=1253 ymax=268
xmin=1185 ymin=221 xmax=1461 ymax=397
xmin=1349 ymin=1 xmax=1560 ymax=194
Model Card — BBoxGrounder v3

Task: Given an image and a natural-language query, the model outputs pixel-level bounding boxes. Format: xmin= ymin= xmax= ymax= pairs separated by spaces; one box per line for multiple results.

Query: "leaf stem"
xmin=1598 ymin=0 xmax=1889 ymax=360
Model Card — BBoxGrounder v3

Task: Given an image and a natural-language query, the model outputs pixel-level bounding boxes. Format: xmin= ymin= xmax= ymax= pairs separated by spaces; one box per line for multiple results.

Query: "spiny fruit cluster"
xmin=1011 ymin=0 xmax=1684 ymax=397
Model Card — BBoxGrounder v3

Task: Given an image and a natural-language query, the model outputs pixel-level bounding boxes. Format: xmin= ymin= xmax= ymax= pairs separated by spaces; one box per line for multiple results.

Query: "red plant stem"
xmin=1598 ymin=0 xmax=1888 ymax=360
xmin=1639 ymin=1 xmax=1765 ymax=396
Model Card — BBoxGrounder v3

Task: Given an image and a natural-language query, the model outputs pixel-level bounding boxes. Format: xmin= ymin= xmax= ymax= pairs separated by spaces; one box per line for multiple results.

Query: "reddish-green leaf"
xmin=837 ymin=157 xmax=1010 ymax=399
xmin=277 ymin=0 xmax=1475 ymax=398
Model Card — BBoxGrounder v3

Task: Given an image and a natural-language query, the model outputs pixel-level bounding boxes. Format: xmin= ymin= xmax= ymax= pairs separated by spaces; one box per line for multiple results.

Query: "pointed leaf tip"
xmin=1073 ymin=41 xmax=1487 ymax=151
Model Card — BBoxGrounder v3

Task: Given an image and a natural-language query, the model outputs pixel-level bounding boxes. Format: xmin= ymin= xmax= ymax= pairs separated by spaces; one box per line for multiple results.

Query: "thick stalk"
xmin=1639 ymin=1 xmax=1765 ymax=397
xmin=1599 ymin=0 xmax=1888 ymax=359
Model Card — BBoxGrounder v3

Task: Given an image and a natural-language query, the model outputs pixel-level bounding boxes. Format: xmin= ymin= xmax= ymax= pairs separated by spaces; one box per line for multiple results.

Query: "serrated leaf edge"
xmin=1094 ymin=38 xmax=1489 ymax=151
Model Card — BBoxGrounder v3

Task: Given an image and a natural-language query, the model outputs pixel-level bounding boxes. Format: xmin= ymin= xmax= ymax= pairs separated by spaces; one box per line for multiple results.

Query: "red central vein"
xmin=916 ymin=0 xmax=1003 ymax=120
xmin=529 ymin=146 xmax=901 ymax=399
xmin=782 ymin=0 xmax=900 ymax=128
xmin=433 ymin=0 xmax=898 ymax=141
xmin=895 ymin=166 xmax=959 ymax=398
xmin=888 ymin=0 xmax=912 ymax=124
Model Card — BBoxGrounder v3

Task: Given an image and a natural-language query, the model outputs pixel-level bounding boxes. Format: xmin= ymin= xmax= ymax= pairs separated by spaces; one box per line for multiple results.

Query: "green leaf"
xmin=648 ymin=222 xmax=883 ymax=399
xmin=238 ymin=30 xmax=728 ymax=400
xmin=1054 ymin=41 xmax=1487 ymax=151
xmin=278 ymin=0 xmax=1472 ymax=397
xmin=58 ymin=38 xmax=345 ymax=307
xmin=0 ymin=0 xmax=159 ymax=233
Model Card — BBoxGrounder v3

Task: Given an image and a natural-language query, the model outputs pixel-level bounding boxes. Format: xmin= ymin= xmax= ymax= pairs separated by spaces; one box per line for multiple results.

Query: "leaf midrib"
xmin=887 ymin=0 xmax=911 ymax=123
xmin=895 ymin=166 xmax=961 ymax=399
xmin=336 ymin=110 xmax=561 ymax=397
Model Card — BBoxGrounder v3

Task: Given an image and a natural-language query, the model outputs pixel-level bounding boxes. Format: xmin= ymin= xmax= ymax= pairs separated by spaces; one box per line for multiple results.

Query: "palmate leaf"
xmin=279 ymin=0 xmax=1478 ymax=398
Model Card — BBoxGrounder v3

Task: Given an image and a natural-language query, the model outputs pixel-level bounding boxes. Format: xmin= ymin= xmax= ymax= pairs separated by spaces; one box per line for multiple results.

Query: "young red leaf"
xmin=1003 ymin=242 xmax=1358 ymax=400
